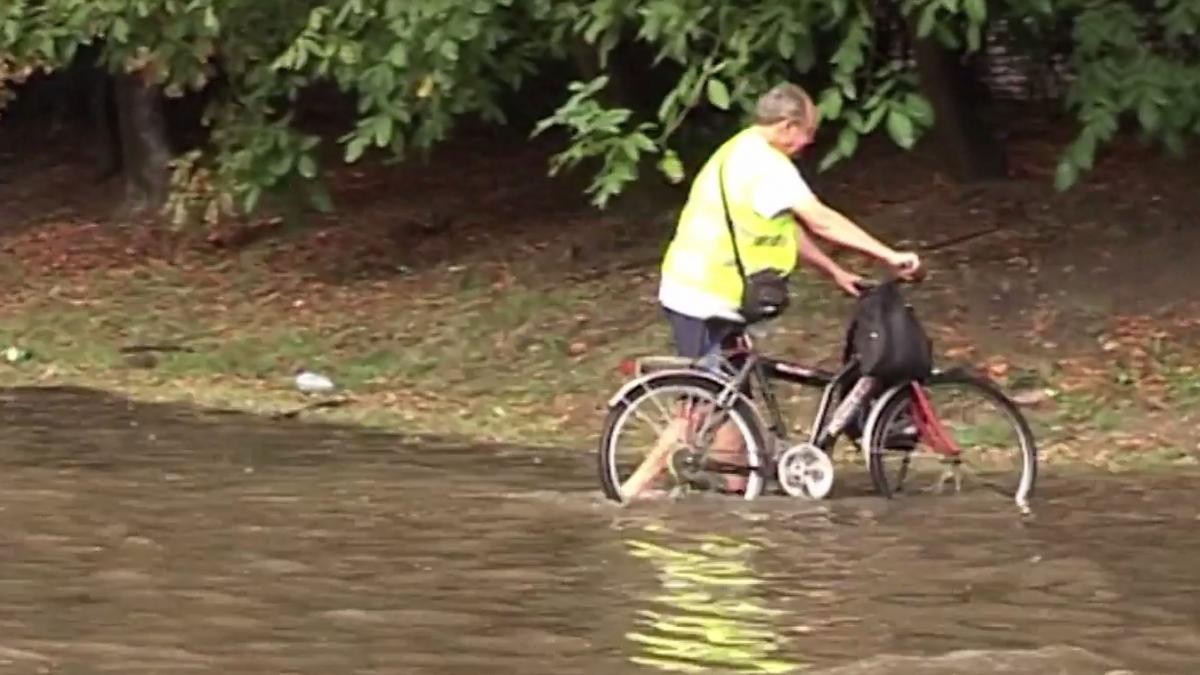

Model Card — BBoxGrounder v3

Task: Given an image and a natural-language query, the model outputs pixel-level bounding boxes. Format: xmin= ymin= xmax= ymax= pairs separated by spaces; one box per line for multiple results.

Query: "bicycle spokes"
xmin=873 ymin=380 xmax=1031 ymax=498
xmin=610 ymin=385 xmax=757 ymax=499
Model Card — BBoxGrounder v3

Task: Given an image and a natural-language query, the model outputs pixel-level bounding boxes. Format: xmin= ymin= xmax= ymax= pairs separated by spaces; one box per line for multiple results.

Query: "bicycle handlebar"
xmin=852 ymin=268 xmax=926 ymax=294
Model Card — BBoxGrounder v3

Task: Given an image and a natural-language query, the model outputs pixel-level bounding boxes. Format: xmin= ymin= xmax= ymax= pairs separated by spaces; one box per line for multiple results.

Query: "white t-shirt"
xmin=659 ymin=133 xmax=814 ymax=321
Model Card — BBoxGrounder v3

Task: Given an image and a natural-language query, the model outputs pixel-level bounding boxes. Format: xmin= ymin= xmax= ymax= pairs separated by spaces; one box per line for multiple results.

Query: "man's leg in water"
xmin=694 ymin=316 xmax=750 ymax=493
xmin=619 ymin=402 xmax=746 ymax=499
xmin=620 ymin=310 xmax=748 ymax=501
xmin=618 ymin=411 xmax=689 ymax=500
xmin=708 ymin=414 xmax=749 ymax=492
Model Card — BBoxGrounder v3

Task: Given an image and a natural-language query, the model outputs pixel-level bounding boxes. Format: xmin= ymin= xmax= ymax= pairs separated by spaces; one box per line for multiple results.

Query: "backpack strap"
xmin=717 ymin=161 xmax=749 ymax=283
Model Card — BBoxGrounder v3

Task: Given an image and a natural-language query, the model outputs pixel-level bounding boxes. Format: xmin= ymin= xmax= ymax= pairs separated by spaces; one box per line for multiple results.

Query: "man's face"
xmin=778 ymin=119 xmax=817 ymax=157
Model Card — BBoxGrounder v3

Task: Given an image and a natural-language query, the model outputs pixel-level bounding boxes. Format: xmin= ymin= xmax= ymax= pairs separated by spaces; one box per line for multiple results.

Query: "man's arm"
xmin=791 ymin=195 xmax=904 ymax=266
xmin=796 ymin=223 xmax=862 ymax=296
xmin=750 ymin=155 xmax=919 ymax=273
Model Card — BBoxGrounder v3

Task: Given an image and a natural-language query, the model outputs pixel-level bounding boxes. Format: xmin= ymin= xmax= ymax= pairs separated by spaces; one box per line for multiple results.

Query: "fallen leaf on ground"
xmin=1012 ymin=389 xmax=1055 ymax=407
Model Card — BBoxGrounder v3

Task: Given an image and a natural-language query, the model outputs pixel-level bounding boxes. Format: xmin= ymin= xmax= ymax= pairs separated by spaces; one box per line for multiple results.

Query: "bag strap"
xmin=717 ymin=161 xmax=749 ymax=282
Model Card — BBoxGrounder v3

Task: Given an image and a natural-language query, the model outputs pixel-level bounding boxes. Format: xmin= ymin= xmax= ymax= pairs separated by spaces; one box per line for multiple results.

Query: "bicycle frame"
xmin=609 ymin=322 xmax=947 ymax=483
xmin=616 ymin=331 xmax=864 ymax=464
xmin=727 ymin=333 xmax=864 ymax=452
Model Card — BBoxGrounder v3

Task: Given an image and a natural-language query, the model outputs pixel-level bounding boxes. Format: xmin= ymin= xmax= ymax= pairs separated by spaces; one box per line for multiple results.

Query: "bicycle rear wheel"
xmin=865 ymin=370 xmax=1037 ymax=506
xmin=599 ymin=374 xmax=768 ymax=504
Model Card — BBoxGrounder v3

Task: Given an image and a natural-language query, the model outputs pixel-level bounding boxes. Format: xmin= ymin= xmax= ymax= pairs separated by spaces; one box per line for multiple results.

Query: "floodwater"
xmin=1 ymin=386 xmax=1198 ymax=674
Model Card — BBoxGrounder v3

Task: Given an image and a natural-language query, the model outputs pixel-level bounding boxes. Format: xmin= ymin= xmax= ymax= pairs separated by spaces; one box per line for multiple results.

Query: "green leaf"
xmin=658 ymin=149 xmax=685 ymax=184
xmin=860 ymin=105 xmax=887 ymax=132
xmin=706 ymin=78 xmax=731 ymax=110
xmin=917 ymin=5 xmax=938 ymax=38
xmin=1070 ymin=129 xmax=1097 ymax=171
xmin=1137 ymin=98 xmax=1161 ymax=132
xmin=818 ymin=148 xmax=843 ymax=172
xmin=1054 ymin=158 xmax=1079 ymax=192
xmin=270 ymin=152 xmax=294 ymax=177
xmin=933 ymin=22 xmax=961 ymax=49
xmin=967 ymin=23 xmax=982 ymax=52
xmin=1162 ymin=130 xmax=1187 ymax=158
xmin=298 ymin=155 xmax=318 ymax=179
xmin=598 ymin=29 xmax=620 ymax=64
xmin=964 ymin=0 xmax=987 ymax=24
xmin=831 ymin=23 xmax=867 ymax=72
xmin=904 ymin=94 xmax=935 ymax=127
xmin=630 ymin=131 xmax=657 ymax=153
xmin=817 ymin=88 xmax=843 ymax=120
xmin=243 ymin=186 xmax=263 ymax=214
xmin=203 ymin=6 xmax=219 ymax=31
xmin=886 ymin=109 xmax=916 ymax=149
xmin=345 ymin=136 xmax=368 ymax=163
xmin=837 ymin=126 xmax=859 ymax=158
xmin=530 ymin=116 xmax=557 ymax=138
xmin=387 ymin=44 xmax=408 ymax=68
xmin=112 ymin=17 xmax=130 ymax=43
xmin=373 ymin=116 xmax=394 ymax=147
xmin=777 ymin=30 xmax=796 ymax=59
xmin=309 ymin=184 xmax=334 ymax=212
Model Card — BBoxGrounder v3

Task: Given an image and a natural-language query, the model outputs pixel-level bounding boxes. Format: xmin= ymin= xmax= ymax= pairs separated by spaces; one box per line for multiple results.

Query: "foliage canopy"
xmin=2 ymin=0 xmax=1198 ymax=217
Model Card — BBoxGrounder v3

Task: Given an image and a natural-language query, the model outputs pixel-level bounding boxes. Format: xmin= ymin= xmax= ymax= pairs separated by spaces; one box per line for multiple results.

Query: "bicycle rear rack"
xmin=621 ymin=354 xmax=750 ymax=380
xmin=621 ymin=355 xmax=694 ymax=377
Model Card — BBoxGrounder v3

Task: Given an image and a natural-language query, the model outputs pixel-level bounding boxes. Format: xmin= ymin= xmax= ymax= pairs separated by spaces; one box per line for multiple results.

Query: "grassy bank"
xmin=0 ymin=251 xmax=667 ymax=446
xmin=2 ymin=232 xmax=1198 ymax=472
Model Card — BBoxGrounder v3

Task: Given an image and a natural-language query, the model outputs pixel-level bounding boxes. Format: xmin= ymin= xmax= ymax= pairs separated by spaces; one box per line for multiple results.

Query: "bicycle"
xmin=597 ymin=278 xmax=1038 ymax=508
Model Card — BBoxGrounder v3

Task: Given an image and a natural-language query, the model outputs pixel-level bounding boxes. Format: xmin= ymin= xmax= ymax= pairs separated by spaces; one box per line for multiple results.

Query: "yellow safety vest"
xmin=660 ymin=128 xmax=799 ymax=309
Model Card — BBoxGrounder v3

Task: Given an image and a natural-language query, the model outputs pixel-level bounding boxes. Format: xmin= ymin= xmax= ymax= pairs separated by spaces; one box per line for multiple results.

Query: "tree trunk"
xmin=114 ymin=73 xmax=172 ymax=214
xmin=912 ymin=38 xmax=1008 ymax=181
xmin=89 ymin=71 xmax=122 ymax=180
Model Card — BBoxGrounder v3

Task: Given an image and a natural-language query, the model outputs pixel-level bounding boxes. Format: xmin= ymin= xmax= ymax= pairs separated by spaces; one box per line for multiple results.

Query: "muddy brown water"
xmin=1 ymin=386 xmax=1198 ymax=674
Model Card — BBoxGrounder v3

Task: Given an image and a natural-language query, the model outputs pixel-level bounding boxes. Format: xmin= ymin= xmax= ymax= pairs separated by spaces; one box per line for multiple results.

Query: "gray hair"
xmin=754 ymin=83 xmax=816 ymax=127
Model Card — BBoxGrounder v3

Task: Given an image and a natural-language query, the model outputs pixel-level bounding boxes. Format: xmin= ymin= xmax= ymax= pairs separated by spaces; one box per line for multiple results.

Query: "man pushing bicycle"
xmin=621 ymin=82 xmax=922 ymax=501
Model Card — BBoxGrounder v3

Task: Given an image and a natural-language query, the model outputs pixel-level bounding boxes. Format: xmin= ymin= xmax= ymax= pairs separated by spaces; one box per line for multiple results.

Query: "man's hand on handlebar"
xmin=847 ymin=253 xmax=927 ymax=296
xmin=826 ymin=251 xmax=925 ymax=299
xmin=885 ymin=250 xmax=923 ymax=280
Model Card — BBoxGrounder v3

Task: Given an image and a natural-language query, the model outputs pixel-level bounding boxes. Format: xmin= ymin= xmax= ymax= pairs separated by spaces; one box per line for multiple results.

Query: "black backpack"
xmin=842 ymin=279 xmax=933 ymax=384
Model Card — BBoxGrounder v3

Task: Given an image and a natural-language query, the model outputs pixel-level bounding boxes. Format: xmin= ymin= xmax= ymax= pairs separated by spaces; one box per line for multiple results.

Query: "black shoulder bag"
xmin=717 ymin=163 xmax=790 ymax=323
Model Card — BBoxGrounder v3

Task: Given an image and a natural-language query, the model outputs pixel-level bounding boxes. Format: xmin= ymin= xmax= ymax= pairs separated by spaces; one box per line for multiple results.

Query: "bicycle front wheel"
xmin=865 ymin=370 xmax=1037 ymax=506
xmin=598 ymin=374 xmax=769 ymax=504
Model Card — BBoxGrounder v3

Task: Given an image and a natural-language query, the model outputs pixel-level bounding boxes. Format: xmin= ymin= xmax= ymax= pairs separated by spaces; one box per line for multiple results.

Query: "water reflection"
xmin=624 ymin=523 xmax=800 ymax=673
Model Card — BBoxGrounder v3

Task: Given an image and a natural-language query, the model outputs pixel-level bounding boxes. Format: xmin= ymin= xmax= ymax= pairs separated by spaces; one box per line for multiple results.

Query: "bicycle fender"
xmin=606 ymin=369 xmax=777 ymax=460
xmin=606 ymin=368 xmax=760 ymax=413
xmin=858 ymin=381 xmax=912 ymax=464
